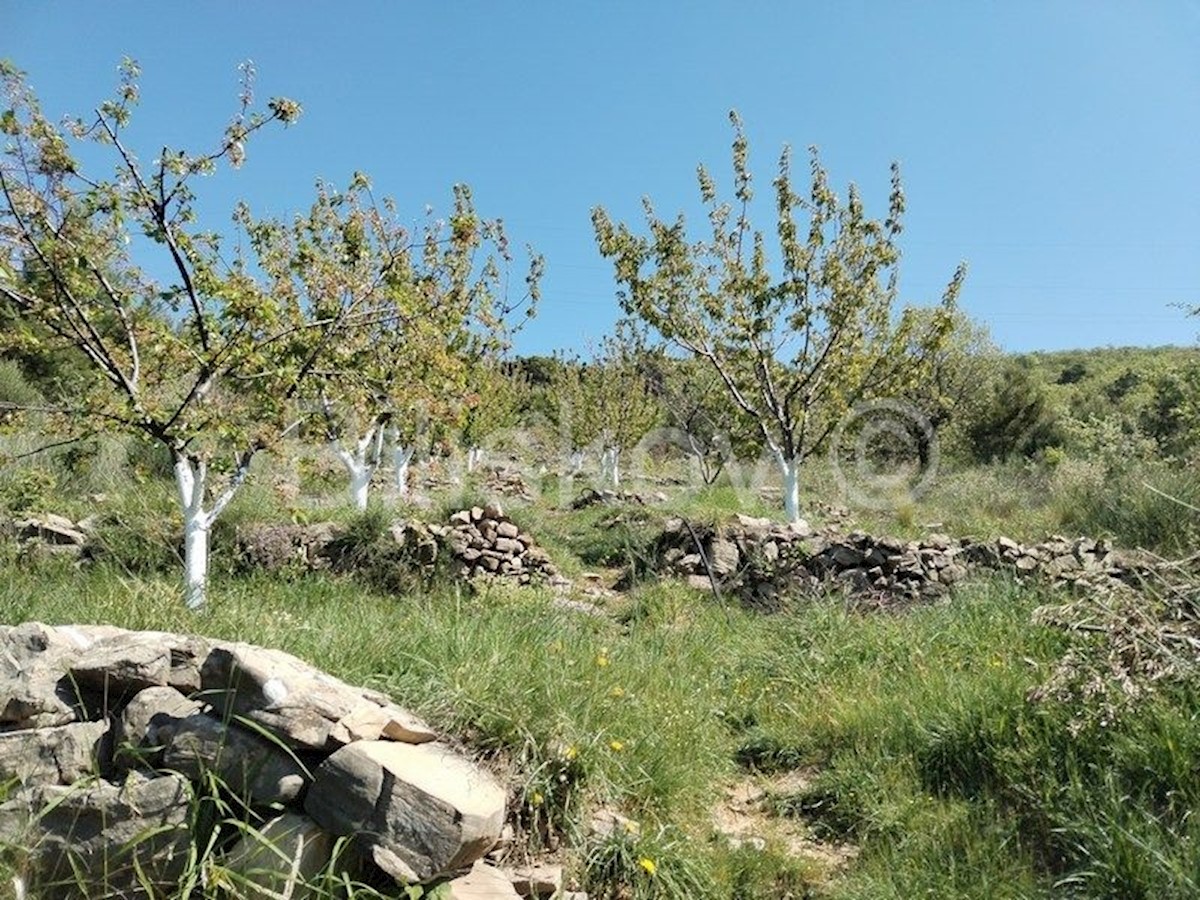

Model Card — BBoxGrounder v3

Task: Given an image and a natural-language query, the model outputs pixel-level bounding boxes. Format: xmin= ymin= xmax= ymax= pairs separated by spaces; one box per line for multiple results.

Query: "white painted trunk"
xmin=393 ymin=445 xmax=415 ymax=497
xmin=569 ymin=449 xmax=585 ymax=475
xmin=182 ymin=512 xmax=210 ymax=611
xmin=333 ymin=428 xmax=382 ymax=512
xmin=467 ymin=446 xmax=484 ymax=473
xmin=600 ymin=446 xmax=621 ymax=489
xmin=173 ymin=452 xmax=251 ymax=611
xmin=348 ymin=463 xmax=371 ymax=511
xmin=780 ymin=456 xmax=802 ymax=525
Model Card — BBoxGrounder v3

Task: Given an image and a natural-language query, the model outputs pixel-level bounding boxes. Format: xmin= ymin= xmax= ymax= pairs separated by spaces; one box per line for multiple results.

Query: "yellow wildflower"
xmin=564 ymin=744 xmax=579 ymax=761
xmin=530 ymin=791 xmax=544 ymax=807
xmin=639 ymin=857 xmax=657 ymax=877
xmin=609 ymin=739 xmax=625 ymax=752
xmin=609 ymin=686 xmax=626 ymax=698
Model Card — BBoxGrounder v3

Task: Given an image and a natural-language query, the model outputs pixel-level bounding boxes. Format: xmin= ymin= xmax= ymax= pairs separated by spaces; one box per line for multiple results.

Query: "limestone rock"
xmin=507 ymin=863 xmax=564 ymax=898
xmin=0 ymin=720 xmax=107 ymax=785
xmin=443 ymin=861 xmax=524 ymax=899
xmin=305 ymin=740 xmax=506 ymax=882
xmin=114 ymin=685 xmax=204 ymax=768
xmin=14 ymin=514 xmax=87 ymax=547
xmin=0 ymin=771 xmax=193 ymax=899
xmin=201 ymin=642 xmax=435 ymax=750
xmin=707 ymin=537 xmax=740 ymax=577
xmin=221 ymin=812 xmax=337 ymax=900
xmin=0 ymin=622 xmax=82 ymax=728
xmin=159 ymin=711 xmax=310 ymax=805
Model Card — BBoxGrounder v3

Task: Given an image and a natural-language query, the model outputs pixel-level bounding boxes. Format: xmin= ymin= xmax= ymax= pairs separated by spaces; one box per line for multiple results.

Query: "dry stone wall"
xmin=233 ymin=506 xmax=564 ymax=588
xmin=650 ymin=515 xmax=1156 ymax=608
xmin=0 ymin=623 xmax=554 ymax=899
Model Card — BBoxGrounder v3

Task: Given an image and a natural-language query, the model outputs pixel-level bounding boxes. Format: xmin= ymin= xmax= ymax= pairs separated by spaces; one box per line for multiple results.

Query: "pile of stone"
xmin=235 ymin=509 xmax=562 ymax=588
xmin=959 ymin=534 xmax=1156 ymax=590
xmin=0 ymin=513 xmax=92 ymax=557
xmin=0 ymin=622 xmax=573 ymax=899
xmin=571 ymin=488 xmax=668 ymax=510
xmin=433 ymin=504 xmax=562 ymax=585
xmin=483 ymin=465 xmax=535 ymax=500
xmin=649 ymin=515 xmax=1154 ymax=607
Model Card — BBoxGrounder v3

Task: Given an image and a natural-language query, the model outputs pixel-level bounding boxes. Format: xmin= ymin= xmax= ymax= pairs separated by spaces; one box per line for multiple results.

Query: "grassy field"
xmin=1 ymin=438 xmax=1198 ymax=898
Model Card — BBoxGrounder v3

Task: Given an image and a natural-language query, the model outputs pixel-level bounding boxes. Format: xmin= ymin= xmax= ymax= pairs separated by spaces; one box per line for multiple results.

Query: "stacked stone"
xmin=652 ymin=516 xmax=1149 ymax=606
xmin=959 ymin=534 xmax=1148 ymax=588
xmin=0 ymin=513 xmax=91 ymax=557
xmin=571 ymin=488 xmax=668 ymax=509
xmin=483 ymin=465 xmax=534 ymax=500
xmin=435 ymin=505 xmax=560 ymax=584
xmin=0 ymin=622 xmax=537 ymax=899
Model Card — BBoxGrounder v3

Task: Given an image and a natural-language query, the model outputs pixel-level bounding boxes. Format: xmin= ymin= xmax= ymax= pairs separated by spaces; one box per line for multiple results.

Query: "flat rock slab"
xmin=0 ymin=719 xmax=107 ymax=785
xmin=0 ymin=771 xmax=193 ymax=899
xmin=201 ymin=642 xmax=437 ymax=750
xmin=69 ymin=630 xmax=210 ymax=696
xmin=305 ymin=740 xmax=506 ymax=883
xmin=445 ymin=861 xmax=523 ymax=899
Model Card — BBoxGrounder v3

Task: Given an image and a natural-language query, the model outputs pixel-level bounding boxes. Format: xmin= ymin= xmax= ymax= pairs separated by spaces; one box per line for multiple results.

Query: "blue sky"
xmin=5 ymin=2 xmax=1200 ymax=355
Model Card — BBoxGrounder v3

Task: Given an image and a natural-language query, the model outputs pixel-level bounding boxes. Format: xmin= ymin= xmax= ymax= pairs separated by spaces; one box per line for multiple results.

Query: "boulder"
xmin=200 ymin=642 xmax=436 ymax=750
xmin=305 ymin=740 xmax=506 ymax=883
xmin=159 ymin=711 xmax=310 ymax=805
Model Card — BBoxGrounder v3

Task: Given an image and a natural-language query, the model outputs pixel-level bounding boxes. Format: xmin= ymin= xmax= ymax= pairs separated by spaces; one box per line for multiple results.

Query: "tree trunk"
xmin=774 ymin=451 xmax=803 ymax=525
xmin=173 ymin=451 xmax=251 ymax=611
xmin=600 ymin=446 xmax=621 ymax=488
xmin=393 ymin=444 xmax=415 ymax=498
xmin=333 ymin=427 xmax=382 ymax=512
xmin=569 ymin=449 xmax=585 ymax=476
xmin=181 ymin=512 xmax=210 ymax=612
xmin=334 ymin=446 xmax=372 ymax=512
xmin=467 ymin=446 xmax=484 ymax=473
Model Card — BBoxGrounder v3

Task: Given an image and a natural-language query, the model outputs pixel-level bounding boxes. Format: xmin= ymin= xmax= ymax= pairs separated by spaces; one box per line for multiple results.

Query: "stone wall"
xmin=0 ymin=623 xmax=563 ymax=899
xmin=233 ymin=506 xmax=563 ymax=588
xmin=648 ymin=515 xmax=1156 ymax=608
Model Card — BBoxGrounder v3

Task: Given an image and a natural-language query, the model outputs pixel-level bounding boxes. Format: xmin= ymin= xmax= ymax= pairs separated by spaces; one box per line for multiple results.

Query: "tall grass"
xmin=2 ymin=456 xmax=1199 ymax=896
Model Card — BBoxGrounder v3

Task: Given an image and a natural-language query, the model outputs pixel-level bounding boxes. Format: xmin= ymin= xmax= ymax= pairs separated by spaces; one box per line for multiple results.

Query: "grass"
xmin=2 ymin=443 xmax=1199 ymax=898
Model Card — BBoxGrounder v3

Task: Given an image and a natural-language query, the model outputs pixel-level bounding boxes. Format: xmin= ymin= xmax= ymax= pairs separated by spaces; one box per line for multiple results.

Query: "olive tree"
xmin=593 ymin=112 xmax=965 ymax=523
xmin=0 ymin=60 xmax=361 ymax=608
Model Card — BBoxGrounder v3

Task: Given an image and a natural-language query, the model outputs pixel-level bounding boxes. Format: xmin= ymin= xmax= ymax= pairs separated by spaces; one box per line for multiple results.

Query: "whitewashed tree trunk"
xmin=569 ymin=449 xmax=585 ymax=476
xmin=174 ymin=451 xmax=252 ymax=611
xmin=332 ymin=426 xmax=383 ymax=512
xmin=599 ymin=446 xmax=621 ymax=488
xmin=772 ymin=447 xmax=802 ymax=525
xmin=466 ymin=446 xmax=485 ymax=473
xmin=393 ymin=444 xmax=415 ymax=498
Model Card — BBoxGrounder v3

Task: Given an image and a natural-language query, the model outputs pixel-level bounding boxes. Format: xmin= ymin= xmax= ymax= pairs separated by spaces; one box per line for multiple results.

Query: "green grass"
xmin=2 ymin=446 xmax=1199 ymax=897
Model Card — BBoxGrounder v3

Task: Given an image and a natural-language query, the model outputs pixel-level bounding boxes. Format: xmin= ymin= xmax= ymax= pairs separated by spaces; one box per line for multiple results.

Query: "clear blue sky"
xmin=6 ymin=2 xmax=1199 ymax=355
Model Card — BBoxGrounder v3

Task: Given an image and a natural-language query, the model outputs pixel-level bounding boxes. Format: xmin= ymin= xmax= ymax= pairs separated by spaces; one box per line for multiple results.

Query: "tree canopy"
xmin=593 ymin=111 xmax=966 ymax=521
